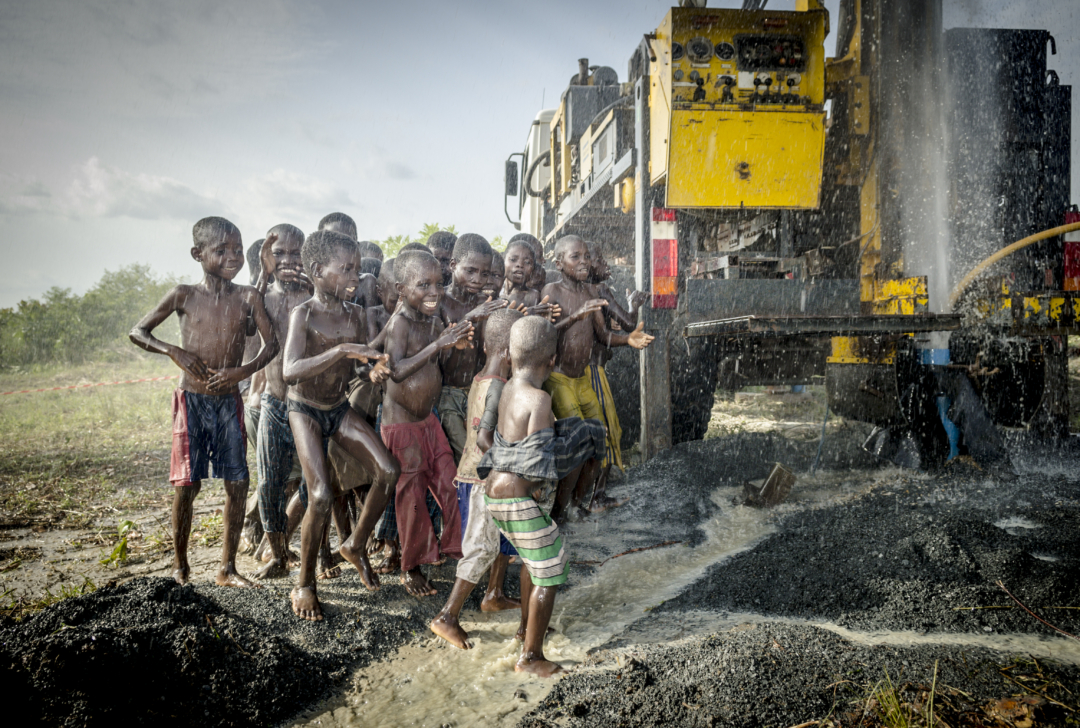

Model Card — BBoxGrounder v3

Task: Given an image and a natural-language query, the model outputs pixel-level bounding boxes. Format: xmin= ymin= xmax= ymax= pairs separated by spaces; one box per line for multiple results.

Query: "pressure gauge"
xmin=686 ymin=36 xmax=714 ymax=64
xmin=672 ymin=42 xmax=685 ymax=61
xmin=715 ymin=42 xmax=735 ymax=61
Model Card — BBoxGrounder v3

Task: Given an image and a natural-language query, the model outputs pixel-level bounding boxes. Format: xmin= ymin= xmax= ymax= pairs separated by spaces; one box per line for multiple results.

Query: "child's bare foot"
xmin=254 ymin=536 xmax=270 ymax=563
xmin=481 ymin=590 xmax=521 ymax=612
xmin=291 ymin=586 xmax=322 ymax=621
xmin=172 ymin=564 xmax=191 ymax=585
xmin=286 ymin=547 xmax=301 ymax=567
xmin=588 ymin=496 xmax=629 ymax=514
xmin=401 ymin=567 xmax=437 ymax=597
xmin=252 ymin=558 xmax=290 ymax=580
xmin=430 ymin=613 xmax=471 ymax=649
xmin=327 ymin=549 xmax=345 ymax=567
xmin=340 ymin=542 xmax=381 ymax=591
xmin=374 ymin=543 xmax=400 ymax=574
xmin=367 ymin=538 xmax=387 ymax=556
xmin=573 ymin=505 xmax=591 ymax=520
xmin=515 ymin=654 xmax=564 ymax=678
xmin=239 ymin=527 xmax=259 ymax=555
xmin=216 ymin=565 xmax=259 ymax=588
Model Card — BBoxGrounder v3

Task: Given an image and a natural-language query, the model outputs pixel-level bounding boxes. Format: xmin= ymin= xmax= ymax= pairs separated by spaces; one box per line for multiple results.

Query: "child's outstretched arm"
xmin=281 ymin=307 xmax=385 ymax=385
xmin=385 ymin=318 xmax=473 ymax=383
xmin=129 ymin=287 xmax=209 ymax=381
xmin=205 ymin=290 xmax=280 ymax=393
xmin=597 ymin=283 xmax=640 ymax=330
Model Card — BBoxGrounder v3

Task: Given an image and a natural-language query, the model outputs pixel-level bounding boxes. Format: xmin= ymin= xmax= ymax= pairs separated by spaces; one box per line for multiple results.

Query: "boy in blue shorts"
xmin=130 ymin=216 xmax=278 ymax=587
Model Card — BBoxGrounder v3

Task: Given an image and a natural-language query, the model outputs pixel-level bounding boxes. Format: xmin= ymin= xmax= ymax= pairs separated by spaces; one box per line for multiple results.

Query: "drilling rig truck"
xmin=503 ymin=0 xmax=1076 ymax=465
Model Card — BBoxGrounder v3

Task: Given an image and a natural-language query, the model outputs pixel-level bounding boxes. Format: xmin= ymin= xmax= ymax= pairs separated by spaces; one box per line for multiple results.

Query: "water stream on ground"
xmin=288 ymin=468 xmax=1077 ymax=727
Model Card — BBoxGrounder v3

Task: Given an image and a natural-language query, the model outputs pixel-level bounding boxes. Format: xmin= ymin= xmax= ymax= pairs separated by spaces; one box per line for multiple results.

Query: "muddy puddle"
xmin=288 ymin=470 xmax=886 ymax=728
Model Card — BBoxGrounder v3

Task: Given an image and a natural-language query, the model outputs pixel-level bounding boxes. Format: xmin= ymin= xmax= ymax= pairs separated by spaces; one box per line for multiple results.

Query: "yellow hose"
xmin=948 ymin=222 xmax=1080 ymax=310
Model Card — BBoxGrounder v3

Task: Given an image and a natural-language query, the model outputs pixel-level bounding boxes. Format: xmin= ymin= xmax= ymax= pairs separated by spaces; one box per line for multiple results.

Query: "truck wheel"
xmin=669 ymin=330 xmax=719 ymax=444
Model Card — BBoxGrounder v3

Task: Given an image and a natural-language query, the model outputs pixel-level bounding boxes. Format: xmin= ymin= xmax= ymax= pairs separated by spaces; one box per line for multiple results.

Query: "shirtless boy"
xmin=502 ymin=239 xmax=542 ymax=308
xmin=541 ymin=235 xmax=654 ymax=518
xmin=430 ymin=308 xmax=523 ymax=649
xmin=439 ymin=234 xmax=507 ymax=464
xmin=586 ymin=239 xmax=648 ymax=509
xmin=484 ymin=250 xmax=505 ymax=300
xmin=480 ymin=316 xmax=606 ymax=676
xmin=426 ymin=231 xmax=457 ymax=286
xmin=130 ymin=216 xmax=278 ymax=587
xmin=282 ymin=230 xmax=401 ymax=620
xmin=319 ymin=211 xmax=358 ymax=241
xmin=509 ymin=233 xmax=548 ymax=291
xmin=381 ymin=250 xmax=474 ymax=596
xmin=250 ymin=224 xmax=312 ymax=580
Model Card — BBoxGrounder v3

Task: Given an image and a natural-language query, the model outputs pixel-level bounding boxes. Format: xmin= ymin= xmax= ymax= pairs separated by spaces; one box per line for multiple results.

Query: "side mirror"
xmin=505 ymin=160 xmax=519 ymax=196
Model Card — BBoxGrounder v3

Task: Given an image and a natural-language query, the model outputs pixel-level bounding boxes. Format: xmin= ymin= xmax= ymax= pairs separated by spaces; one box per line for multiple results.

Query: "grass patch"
xmin=0 ymin=358 xmax=182 ymax=527
xmin=1 ymin=575 xmax=96 ymax=622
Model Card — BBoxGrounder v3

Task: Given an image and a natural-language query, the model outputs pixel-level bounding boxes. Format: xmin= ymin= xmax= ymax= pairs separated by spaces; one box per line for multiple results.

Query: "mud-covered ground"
xmin=4 ymin=391 xmax=1080 ymax=725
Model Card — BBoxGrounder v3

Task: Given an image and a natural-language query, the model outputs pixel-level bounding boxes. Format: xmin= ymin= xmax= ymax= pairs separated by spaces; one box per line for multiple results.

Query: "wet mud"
xmin=3 ymin=432 xmax=1079 ymax=726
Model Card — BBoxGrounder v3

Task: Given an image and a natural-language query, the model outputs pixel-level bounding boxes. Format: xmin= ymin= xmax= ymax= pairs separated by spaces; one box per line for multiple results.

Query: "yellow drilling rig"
xmin=503 ymin=0 xmax=1076 ymax=466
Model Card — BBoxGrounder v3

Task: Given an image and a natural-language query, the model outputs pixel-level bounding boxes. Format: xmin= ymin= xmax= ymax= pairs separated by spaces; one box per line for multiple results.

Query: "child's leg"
xmin=289 ymin=412 xmax=334 ymax=621
xmin=171 ymin=481 xmax=201 ymax=585
xmin=516 ymin=563 xmax=532 ymax=641
xmin=430 ymin=577 xmax=479 ymax=649
xmin=332 ymin=409 xmax=401 ymax=591
xmin=217 ymin=478 xmax=256 ymax=588
xmin=517 ymin=579 xmax=562 ymax=678
xmin=481 ymin=553 xmax=518 ymax=612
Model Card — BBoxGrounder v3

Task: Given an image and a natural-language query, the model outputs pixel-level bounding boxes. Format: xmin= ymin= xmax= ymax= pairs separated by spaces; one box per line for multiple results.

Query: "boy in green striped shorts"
xmin=478 ymin=316 xmax=605 ymax=677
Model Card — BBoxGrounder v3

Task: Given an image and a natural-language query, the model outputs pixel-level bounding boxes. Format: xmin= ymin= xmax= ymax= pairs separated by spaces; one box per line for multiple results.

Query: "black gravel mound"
xmin=0 ymin=575 xmax=437 ymax=726
xmin=655 ymin=466 xmax=1080 ymax=636
xmin=519 ymin=623 xmax=1080 ymax=728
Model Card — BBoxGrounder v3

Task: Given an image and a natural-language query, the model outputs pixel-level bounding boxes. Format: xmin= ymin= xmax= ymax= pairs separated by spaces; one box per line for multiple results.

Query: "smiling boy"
xmin=540 ymin=235 xmax=654 ymax=519
xmin=130 ymin=216 xmax=278 ymax=587
xmin=380 ymin=250 xmax=474 ymax=596
xmin=282 ymin=230 xmax=401 ymax=620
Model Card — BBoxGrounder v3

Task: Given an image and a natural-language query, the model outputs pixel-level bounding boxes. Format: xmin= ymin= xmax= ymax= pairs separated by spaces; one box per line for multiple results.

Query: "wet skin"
xmin=429 ymin=245 xmax=454 ymax=287
xmin=484 ymin=257 xmax=505 ymax=300
xmin=248 ymin=232 xmax=314 ymax=580
xmin=586 ymin=247 xmax=648 ymax=513
xmin=542 ymin=237 xmax=654 ymax=380
xmin=321 ymin=219 xmax=358 ymax=241
xmin=502 ymin=243 xmax=541 ymax=308
xmin=283 ymin=248 xmax=400 ymax=620
xmin=485 ymin=356 xmax=564 ymax=677
xmin=130 ymin=228 xmax=279 ymax=589
xmin=440 ymin=251 xmax=506 ymax=388
xmin=382 ymin=258 xmax=474 ymax=595
xmin=430 ymin=342 xmax=521 ymax=648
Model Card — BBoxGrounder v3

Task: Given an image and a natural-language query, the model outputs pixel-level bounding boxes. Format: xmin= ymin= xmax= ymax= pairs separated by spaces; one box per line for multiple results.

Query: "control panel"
xmin=660 ymin=9 xmax=826 ymax=108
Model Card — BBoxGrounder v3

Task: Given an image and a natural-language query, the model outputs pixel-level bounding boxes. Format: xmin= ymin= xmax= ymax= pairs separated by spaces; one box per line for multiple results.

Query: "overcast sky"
xmin=0 ymin=0 xmax=1076 ymax=308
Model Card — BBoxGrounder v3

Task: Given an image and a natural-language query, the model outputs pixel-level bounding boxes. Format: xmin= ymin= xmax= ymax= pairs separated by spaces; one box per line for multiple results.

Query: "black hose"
xmin=524 ymin=150 xmax=551 ymax=198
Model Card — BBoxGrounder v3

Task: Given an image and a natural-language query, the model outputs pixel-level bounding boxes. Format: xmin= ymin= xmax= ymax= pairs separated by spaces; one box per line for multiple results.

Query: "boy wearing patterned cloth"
xmin=479 ymin=316 xmax=606 ymax=677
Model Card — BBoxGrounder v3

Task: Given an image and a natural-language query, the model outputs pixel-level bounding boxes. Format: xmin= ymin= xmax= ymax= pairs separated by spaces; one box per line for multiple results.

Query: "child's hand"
xmin=259 ymin=234 xmax=279 ymax=278
xmin=438 ymin=320 xmax=474 ymax=350
xmin=526 ymin=295 xmax=561 ymax=322
xmin=206 ymin=367 xmax=246 ymax=393
xmin=368 ymin=358 xmax=391 ymax=384
xmin=339 ymin=344 xmax=385 ymax=363
xmin=465 ymin=296 xmax=508 ymax=322
xmin=626 ymin=321 xmax=655 ymax=350
xmin=295 ymin=270 xmax=315 ymax=293
xmin=172 ymin=349 xmax=210 ymax=381
xmin=571 ymin=298 xmax=607 ymax=322
xmin=627 ymin=289 xmax=649 ymax=312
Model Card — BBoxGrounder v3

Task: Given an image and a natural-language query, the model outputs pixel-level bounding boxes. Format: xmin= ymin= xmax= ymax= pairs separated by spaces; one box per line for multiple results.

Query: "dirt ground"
xmin=3 ymin=359 xmax=1080 ymax=726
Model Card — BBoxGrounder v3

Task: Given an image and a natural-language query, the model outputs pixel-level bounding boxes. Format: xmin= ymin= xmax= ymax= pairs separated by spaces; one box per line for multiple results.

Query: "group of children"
xmin=130 ymin=213 xmax=653 ymax=676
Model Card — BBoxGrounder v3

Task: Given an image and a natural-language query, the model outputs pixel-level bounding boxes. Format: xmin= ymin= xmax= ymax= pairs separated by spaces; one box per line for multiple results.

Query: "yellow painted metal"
xmin=650 ymin=6 xmax=828 ymax=198
xmin=873 ymin=276 xmax=928 ymax=315
xmin=666 ymin=109 xmax=826 ymax=208
xmin=827 ymin=336 xmax=896 ymax=365
xmin=617 ymin=177 xmax=635 ymax=214
xmin=649 ymin=13 xmax=673 ymax=185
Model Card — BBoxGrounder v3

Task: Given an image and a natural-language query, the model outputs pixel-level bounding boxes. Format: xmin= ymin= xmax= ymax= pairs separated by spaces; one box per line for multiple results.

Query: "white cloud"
xmin=232 ymin=168 xmax=355 ymax=231
xmin=66 ymin=158 xmax=222 ymax=220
